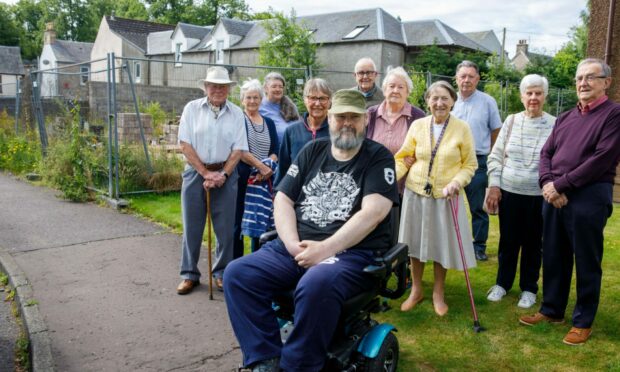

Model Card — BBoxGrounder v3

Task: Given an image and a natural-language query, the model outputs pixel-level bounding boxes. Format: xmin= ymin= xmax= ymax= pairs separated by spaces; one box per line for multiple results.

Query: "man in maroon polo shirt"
xmin=519 ymin=58 xmax=620 ymax=345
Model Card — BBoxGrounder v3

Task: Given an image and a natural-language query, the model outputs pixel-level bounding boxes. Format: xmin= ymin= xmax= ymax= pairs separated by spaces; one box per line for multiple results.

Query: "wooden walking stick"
xmin=206 ymin=189 xmax=214 ymax=300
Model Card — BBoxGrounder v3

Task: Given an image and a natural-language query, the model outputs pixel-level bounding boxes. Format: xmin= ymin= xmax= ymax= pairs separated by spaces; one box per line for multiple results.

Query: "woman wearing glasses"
xmin=274 ymin=78 xmax=333 ymax=185
xmin=366 ymin=66 xmax=425 ymax=195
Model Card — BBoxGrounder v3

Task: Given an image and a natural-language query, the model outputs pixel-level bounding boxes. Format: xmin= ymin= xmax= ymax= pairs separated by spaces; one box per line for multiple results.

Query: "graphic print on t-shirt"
xmin=301 ymin=171 xmax=360 ymax=227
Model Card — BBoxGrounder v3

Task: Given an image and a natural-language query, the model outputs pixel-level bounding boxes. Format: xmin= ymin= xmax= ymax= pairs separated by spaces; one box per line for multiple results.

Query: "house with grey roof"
xmin=138 ymin=8 xmax=499 ymax=90
xmin=0 ymin=46 xmax=25 ymax=97
xmin=464 ymin=30 xmax=505 ymax=59
xmin=511 ymin=39 xmax=552 ymax=71
xmin=90 ymin=15 xmax=175 ymax=85
xmin=38 ymin=23 xmax=93 ymax=98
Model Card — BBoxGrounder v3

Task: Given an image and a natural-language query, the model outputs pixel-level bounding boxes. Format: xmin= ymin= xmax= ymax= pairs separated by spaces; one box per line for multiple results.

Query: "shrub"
xmin=40 ymin=109 xmax=93 ymax=202
xmin=0 ymin=110 xmax=41 ymax=174
xmin=89 ymin=143 xmax=184 ymax=193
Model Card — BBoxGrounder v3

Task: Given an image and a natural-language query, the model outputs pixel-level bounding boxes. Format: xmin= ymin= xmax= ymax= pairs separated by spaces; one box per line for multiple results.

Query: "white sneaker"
xmin=518 ymin=291 xmax=537 ymax=308
xmin=486 ymin=285 xmax=506 ymax=302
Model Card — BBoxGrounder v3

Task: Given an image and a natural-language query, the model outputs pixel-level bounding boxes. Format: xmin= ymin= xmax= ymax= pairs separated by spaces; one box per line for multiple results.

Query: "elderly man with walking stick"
xmin=176 ymin=66 xmax=248 ymax=295
xmin=519 ymin=58 xmax=620 ymax=345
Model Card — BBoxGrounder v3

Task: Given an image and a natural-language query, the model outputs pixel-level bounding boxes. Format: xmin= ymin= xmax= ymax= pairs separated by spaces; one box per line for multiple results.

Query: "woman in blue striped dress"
xmin=233 ymin=79 xmax=279 ymax=256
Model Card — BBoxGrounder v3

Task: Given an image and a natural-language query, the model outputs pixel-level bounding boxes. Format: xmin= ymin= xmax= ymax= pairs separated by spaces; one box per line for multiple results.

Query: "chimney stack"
xmin=44 ymin=22 xmax=56 ymax=45
xmin=516 ymin=39 xmax=529 ymax=56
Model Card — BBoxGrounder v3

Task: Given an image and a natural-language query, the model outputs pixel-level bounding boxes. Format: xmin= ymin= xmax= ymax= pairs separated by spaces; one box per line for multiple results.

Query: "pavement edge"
xmin=0 ymin=247 xmax=55 ymax=371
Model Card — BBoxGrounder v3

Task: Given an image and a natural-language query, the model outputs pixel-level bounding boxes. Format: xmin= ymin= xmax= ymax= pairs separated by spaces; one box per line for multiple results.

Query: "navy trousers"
xmin=223 ymin=239 xmax=377 ymax=372
xmin=495 ymin=190 xmax=542 ymax=293
xmin=539 ymin=183 xmax=613 ymax=328
xmin=465 ymin=155 xmax=489 ymax=254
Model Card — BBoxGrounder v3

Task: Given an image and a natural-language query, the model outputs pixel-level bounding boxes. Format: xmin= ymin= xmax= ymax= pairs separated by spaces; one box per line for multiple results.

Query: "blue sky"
xmin=245 ymin=0 xmax=588 ymax=58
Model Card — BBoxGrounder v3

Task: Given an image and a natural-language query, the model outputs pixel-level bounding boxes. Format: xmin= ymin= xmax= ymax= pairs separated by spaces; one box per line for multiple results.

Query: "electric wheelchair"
xmin=255 ymin=207 xmax=409 ymax=372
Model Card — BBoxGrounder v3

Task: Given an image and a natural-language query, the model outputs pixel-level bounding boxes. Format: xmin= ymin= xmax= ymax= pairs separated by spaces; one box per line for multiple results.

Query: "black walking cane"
xmin=448 ymin=197 xmax=485 ymax=333
xmin=206 ymin=189 xmax=214 ymax=300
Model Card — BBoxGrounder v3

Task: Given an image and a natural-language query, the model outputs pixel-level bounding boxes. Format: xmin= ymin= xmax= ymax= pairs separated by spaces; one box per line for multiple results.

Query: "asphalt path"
xmin=0 ymin=173 xmax=241 ymax=371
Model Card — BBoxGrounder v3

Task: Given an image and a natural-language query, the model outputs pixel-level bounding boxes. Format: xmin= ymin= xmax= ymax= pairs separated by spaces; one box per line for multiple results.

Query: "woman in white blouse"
xmin=485 ymin=74 xmax=556 ymax=308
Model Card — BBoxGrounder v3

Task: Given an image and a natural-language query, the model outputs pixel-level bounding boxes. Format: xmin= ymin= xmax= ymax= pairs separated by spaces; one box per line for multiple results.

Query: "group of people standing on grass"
xmin=175 ymin=54 xmax=619 ymax=371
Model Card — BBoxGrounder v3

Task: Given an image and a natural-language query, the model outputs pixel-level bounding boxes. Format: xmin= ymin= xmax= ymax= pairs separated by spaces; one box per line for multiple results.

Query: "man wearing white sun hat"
xmin=176 ymin=66 xmax=248 ymax=295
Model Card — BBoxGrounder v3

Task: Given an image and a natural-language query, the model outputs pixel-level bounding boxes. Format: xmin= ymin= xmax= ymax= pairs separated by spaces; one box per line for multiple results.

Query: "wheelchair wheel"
xmin=356 ymin=332 xmax=399 ymax=372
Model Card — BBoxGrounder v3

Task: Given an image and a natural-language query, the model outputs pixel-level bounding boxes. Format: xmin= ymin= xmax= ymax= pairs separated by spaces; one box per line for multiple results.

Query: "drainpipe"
xmin=604 ymin=0 xmax=616 ymax=64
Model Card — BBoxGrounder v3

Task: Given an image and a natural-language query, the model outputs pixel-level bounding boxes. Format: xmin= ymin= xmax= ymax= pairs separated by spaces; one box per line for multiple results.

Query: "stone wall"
xmin=588 ymin=0 xmax=620 ymax=201
xmin=117 ymin=113 xmax=152 ymax=143
xmin=88 ymin=81 xmax=203 ymax=121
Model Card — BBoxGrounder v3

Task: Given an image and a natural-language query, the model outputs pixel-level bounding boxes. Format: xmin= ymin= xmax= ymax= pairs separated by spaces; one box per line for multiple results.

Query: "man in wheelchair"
xmin=223 ymin=89 xmax=400 ymax=372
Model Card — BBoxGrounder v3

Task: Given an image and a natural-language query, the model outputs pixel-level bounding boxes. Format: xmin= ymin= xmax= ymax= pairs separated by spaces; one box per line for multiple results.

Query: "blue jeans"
xmin=464 ymin=155 xmax=488 ymax=254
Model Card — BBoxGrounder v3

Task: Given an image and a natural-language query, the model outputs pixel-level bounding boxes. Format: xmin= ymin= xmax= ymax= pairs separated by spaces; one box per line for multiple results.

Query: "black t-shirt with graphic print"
xmin=276 ymin=137 xmax=399 ymax=251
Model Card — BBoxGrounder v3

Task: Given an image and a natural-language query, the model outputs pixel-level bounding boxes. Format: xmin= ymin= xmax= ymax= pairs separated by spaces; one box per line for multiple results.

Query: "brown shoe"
xmin=519 ymin=312 xmax=564 ymax=326
xmin=177 ymin=279 xmax=199 ymax=295
xmin=563 ymin=327 xmax=592 ymax=345
xmin=215 ymin=277 xmax=224 ymax=292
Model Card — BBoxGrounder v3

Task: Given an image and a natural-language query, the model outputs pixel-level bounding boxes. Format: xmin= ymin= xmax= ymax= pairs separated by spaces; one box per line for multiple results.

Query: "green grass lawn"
xmin=128 ymin=192 xmax=620 ymax=371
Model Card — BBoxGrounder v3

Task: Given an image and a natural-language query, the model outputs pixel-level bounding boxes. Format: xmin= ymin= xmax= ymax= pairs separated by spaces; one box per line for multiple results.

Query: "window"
xmin=216 ymin=40 xmax=224 ymax=64
xmin=343 ymin=25 xmax=368 ymax=40
xmin=134 ymin=62 xmax=141 ymax=83
xmin=175 ymin=43 xmax=182 ymax=66
xmin=80 ymin=66 xmax=89 ymax=85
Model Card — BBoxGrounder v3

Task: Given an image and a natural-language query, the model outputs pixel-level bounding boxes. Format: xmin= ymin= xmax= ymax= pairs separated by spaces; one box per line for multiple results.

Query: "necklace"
xmin=519 ymin=112 xmax=547 ymax=168
xmin=424 ymin=115 xmax=450 ymax=195
xmin=245 ymin=113 xmax=265 ymax=133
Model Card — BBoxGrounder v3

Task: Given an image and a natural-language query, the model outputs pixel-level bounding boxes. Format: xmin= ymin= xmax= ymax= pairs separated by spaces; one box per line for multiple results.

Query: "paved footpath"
xmin=0 ymin=173 xmax=241 ymax=371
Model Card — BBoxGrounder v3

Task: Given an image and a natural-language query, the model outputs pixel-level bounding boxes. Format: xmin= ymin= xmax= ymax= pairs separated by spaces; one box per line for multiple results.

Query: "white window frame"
xmin=343 ymin=25 xmax=368 ymax=40
xmin=80 ymin=66 xmax=89 ymax=85
xmin=134 ymin=61 xmax=141 ymax=83
xmin=175 ymin=43 xmax=183 ymax=67
xmin=216 ymin=40 xmax=224 ymax=64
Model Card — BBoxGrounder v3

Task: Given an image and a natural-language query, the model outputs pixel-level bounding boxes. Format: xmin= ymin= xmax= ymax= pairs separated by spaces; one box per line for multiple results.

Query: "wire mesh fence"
xmin=17 ymin=55 xmax=578 ymax=201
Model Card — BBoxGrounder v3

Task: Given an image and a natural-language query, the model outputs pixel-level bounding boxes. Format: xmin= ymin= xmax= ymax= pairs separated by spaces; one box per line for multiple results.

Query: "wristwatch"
xmin=221 ymin=170 xmax=229 ymax=179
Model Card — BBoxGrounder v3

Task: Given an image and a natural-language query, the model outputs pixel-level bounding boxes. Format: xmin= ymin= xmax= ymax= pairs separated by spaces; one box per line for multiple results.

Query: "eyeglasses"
xmin=574 ymin=75 xmax=607 ymax=83
xmin=306 ymin=96 xmax=330 ymax=104
xmin=355 ymin=71 xmax=377 ymax=77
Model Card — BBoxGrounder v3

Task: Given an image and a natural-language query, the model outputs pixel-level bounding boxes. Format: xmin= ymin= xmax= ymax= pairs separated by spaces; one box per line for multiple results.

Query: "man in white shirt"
xmin=176 ymin=66 xmax=248 ymax=294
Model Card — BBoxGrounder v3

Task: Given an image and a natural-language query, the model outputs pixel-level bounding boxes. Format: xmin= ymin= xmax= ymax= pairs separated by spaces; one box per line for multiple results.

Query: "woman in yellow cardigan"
xmin=395 ymin=80 xmax=478 ymax=316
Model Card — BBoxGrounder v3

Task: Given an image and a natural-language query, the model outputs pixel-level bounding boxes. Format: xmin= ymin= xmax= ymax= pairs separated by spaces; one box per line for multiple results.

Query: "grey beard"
xmin=331 ymin=128 xmax=365 ymax=150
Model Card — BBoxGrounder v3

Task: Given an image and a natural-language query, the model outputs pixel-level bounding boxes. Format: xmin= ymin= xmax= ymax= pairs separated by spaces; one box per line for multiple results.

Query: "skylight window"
xmin=343 ymin=25 xmax=368 ymax=40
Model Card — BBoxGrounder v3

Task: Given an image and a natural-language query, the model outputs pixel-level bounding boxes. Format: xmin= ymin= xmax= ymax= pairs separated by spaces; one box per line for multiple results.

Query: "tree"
xmin=39 ymin=0 xmax=94 ymax=41
xmin=258 ymin=10 xmax=320 ymax=105
xmin=409 ymin=43 xmax=453 ymax=76
xmin=12 ymin=0 xmax=45 ymax=59
xmin=483 ymin=54 xmax=522 ymax=83
xmin=146 ymin=0 xmax=249 ymax=25
xmin=114 ymin=0 xmax=149 ymax=20
xmin=146 ymin=0 xmax=193 ymax=24
xmin=409 ymin=43 xmax=489 ymax=78
xmin=0 ymin=4 xmax=20 ymax=46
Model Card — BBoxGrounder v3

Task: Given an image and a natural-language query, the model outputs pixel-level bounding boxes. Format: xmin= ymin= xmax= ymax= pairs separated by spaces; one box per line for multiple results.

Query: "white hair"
xmin=240 ymin=79 xmax=264 ymax=101
xmin=520 ymin=74 xmax=549 ymax=96
xmin=382 ymin=66 xmax=413 ymax=92
xmin=354 ymin=57 xmax=377 ymax=72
